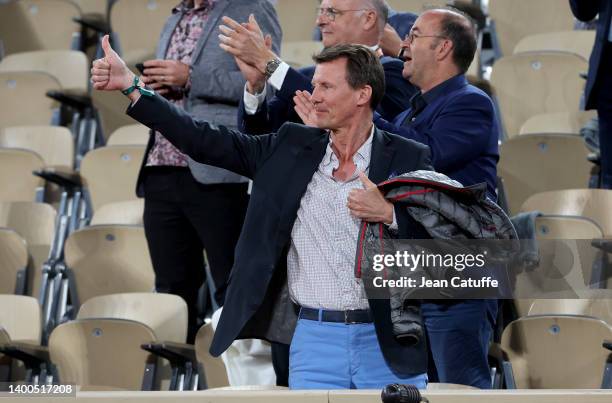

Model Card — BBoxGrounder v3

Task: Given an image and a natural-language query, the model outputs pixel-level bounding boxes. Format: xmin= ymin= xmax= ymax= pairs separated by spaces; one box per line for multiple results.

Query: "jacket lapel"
xmin=369 ymin=128 xmax=394 ymax=184
xmin=190 ymin=1 xmax=230 ymax=63
xmin=157 ymin=12 xmax=182 ymax=58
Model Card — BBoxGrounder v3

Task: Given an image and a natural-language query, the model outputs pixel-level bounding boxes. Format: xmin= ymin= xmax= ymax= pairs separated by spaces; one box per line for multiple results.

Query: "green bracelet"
xmin=121 ymin=75 xmax=154 ymax=96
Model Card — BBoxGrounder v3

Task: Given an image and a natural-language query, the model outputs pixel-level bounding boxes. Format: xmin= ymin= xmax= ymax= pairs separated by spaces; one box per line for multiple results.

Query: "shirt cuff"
xmin=386 ymin=208 xmax=398 ymax=233
xmin=243 ymin=82 xmax=267 ymax=115
xmin=268 ymin=61 xmax=290 ymax=91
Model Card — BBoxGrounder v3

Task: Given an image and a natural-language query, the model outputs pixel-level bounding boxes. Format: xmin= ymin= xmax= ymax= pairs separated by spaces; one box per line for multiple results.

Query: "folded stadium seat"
xmin=385 ymin=0 xmax=446 ymax=13
xmin=0 ymin=126 xmax=74 ymax=171
xmin=106 ymin=124 xmax=150 ymax=146
xmin=0 ymin=229 xmax=28 ymax=295
xmin=280 ymin=41 xmax=323 ymax=69
xmin=0 ymin=50 xmax=100 ymax=166
xmin=0 ymin=148 xmax=45 ymax=202
xmin=498 ymin=134 xmax=593 ymax=214
xmin=0 ymin=0 xmax=82 ymax=56
xmin=79 ymin=145 xmax=145 ymax=215
xmin=108 ymin=0 xmax=179 ymax=66
xmin=0 ymin=71 xmax=61 ymax=129
xmin=0 ymin=294 xmax=54 ymax=384
xmin=528 ymin=298 xmax=612 ymax=326
xmin=194 ymin=323 xmax=230 ymax=389
xmin=91 ymin=90 xmax=138 ymax=142
xmin=89 ymin=199 xmax=144 ymax=226
xmin=488 ymin=0 xmax=574 ymax=58
xmin=490 ymin=52 xmax=587 ymax=139
xmin=48 ymin=292 xmax=193 ymax=390
xmin=513 ymin=30 xmax=596 ymax=62
xmin=519 ymin=111 xmax=598 ymax=136
xmin=501 ymin=315 xmax=612 ymax=388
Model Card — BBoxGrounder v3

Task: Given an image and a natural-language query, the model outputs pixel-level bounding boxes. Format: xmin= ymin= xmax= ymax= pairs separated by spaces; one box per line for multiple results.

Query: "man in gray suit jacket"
xmin=134 ymin=0 xmax=281 ymax=342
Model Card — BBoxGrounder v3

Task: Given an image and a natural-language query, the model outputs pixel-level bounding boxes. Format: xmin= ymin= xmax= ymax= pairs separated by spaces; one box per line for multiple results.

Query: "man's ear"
xmin=363 ymin=10 xmax=377 ymax=31
xmin=436 ymin=39 xmax=454 ymax=62
xmin=357 ymin=85 xmax=373 ymax=107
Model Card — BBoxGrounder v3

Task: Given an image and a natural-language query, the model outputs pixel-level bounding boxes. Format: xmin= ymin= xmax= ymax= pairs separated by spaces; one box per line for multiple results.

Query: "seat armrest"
xmin=140 ymin=342 xmax=196 ymax=364
xmin=0 ymin=343 xmax=50 ymax=368
xmin=33 ymin=168 xmax=82 ymax=190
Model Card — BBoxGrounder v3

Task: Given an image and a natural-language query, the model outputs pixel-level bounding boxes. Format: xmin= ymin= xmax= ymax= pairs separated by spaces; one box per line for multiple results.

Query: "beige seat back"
xmin=78 ymin=293 xmax=187 ymax=343
xmin=490 ymin=52 xmax=586 ymax=138
xmin=281 ymin=41 xmax=323 ymax=69
xmin=386 ymin=0 xmax=446 ymax=12
xmin=529 ymin=298 xmax=612 ymax=326
xmin=519 ymin=111 xmax=597 ymax=136
xmin=521 ymin=189 xmax=612 ymax=236
xmin=195 ymin=323 xmax=230 ymax=388
xmin=109 ymin=0 xmax=177 ymax=65
xmin=0 ymin=201 xmax=56 ymax=296
xmin=107 ymin=124 xmax=150 ymax=146
xmin=0 ymin=0 xmax=81 ymax=55
xmin=90 ymin=199 xmax=144 ymax=225
xmin=275 ymin=0 xmax=319 ymax=42
xmin=0 ymin=229 xmax=28 ymax=294
xmin=80 ymin=145 xmax=145 ymax=212
xmin=514 ymin=30 xmax=596 ymax=62
xmin=489 ymin=0 xmax=574 ymax=56
xmin=91 ymin=90 xmax=138 ymax=140
xmin=0 ymin=50 xmax=89 ymax=94
xmin=0 ymin=294 xmax=41 ymax=344
xmin=72 ymin=0 xmax=109 ymax=16
xmin=0 ymin=126 xmax=74 ymax=169
xmin=64 ymin=225 xmax=155 ymax=304
xmin=0 ymin=148 xmax=45 ymax=202
xmin=501 ymin=315 xmax=612 ymax=388
xmin=498 ymin=134 xmax=592 ymax=214
xmin=49 ymin=318 xmax=156 ymax=390
xmin=0 ymin=71 xmax=60 ymax=129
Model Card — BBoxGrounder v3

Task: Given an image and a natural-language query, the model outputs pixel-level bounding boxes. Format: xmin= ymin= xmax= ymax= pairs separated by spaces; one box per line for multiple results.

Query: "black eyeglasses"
xmin=316 ymin=7 xmax=370 ymax=21
xmin=403 ymin=32 xmax=447 ymax=44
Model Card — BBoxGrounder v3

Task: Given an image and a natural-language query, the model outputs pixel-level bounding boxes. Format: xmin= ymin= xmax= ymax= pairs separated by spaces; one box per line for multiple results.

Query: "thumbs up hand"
xmin=91 ymin=35 xmax=134 ymax=92
xmin=347 ymin=171 xmax=394 ymax=224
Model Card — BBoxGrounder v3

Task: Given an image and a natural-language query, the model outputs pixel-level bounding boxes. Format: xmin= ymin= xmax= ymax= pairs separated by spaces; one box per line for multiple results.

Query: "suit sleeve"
xmin=378 ymin=58 xmax=417 ymax=121
xmin=374 ymin=92 xmax=497 ymax=173
xmin=189 ymin=1 xmax=282 ymax=103
xmin=127 ymin=94 xmax=280 ymax=177
xmin=569 ymin=0 xmax=601 ymax=22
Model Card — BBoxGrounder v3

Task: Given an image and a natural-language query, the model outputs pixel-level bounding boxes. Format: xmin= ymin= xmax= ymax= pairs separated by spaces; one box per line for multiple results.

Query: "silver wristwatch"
xmin=264 ymin=58 xmax=281 ymax=79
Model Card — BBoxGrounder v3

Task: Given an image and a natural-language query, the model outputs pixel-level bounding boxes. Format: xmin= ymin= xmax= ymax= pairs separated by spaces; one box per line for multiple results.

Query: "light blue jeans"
xmin=288 ymin=317 xmax=428 ymax=389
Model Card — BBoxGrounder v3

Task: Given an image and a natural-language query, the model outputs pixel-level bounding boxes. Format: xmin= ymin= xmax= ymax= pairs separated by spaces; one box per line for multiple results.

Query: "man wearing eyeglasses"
xmin=218 ymin=0 xmax=417 ymax=135
xmin=295 ymin=8 xmax=500 ymax=389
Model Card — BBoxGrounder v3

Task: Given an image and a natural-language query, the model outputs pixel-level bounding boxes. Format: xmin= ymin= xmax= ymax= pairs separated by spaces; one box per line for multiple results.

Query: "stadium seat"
xmin=106 ymin=124 xmax=150 ymax=146
xmin=520 ymin=189 xmax=612 ymax=236
xmin=275 ymin=0 xmax=319 ymax=42
xmin=0 ymin=229 xmax=28 ymax=295
xmin=0 ymin=126 xmax=74 ymax=170
xmin=513 ymin=30 xmax=596 ymax=62
xmin=281 ymin=41 xmax=323 ymax=69
xmin=91 ymin=89 xmax=137 ymax=141
xmin=0 ymin=71 xmax=60 ymax=129
xmin=386 ymin=0 xmax=446 ymax=12
xmin=501 ymin=315 xmax=612 ymax=388
xmin=498 ymin=134 xmax=592 ymax=214
xmin=195 ymin=323 xmax=230 ymax=389
xmin=490 ymin=52 xmax=587 ymax=138
xmin=519 ymin=111 xmax=597 ymax=136
xmin=0 ymin=294 xmax=41 ymax=345
xmin=90 ymin=199 xmax=144 ymax=225
xmin=79 ymin=145 xmax=145 ymax=213
xmin=488 ymin=0 xmax=574 ymax=57
xmin=0 ymin=0 xmax=81 ymax=56
xmin=0 ymin=148 xmax=45 ymax=202
xmin=529 ymin=298 xmax=612 ymax=326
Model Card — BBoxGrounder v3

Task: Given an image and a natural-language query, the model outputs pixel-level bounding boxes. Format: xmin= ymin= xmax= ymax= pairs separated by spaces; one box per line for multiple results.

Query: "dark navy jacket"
xmin=238 ymin=57 xmax=418 ymax=134
xmin=374 ymin=74 xmax=500 ymax=199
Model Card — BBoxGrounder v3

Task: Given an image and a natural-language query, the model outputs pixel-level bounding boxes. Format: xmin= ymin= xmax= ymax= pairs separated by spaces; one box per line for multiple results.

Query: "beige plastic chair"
xmin=0 ymin=294 xmax=42 ymax=344
xmin=107 ymin=124 xmax=150 ymax=146
xmin=275 ymin=0 xmax=319 ymax=42
xmin=490 ymin=52 xmax=587 ymax=138
xmin=0 ymin=229 xmax=28 ymax=295
xmin=90 ymin=199 xmax=144 ymax=225
xmin=498 ymin=134 xmax=592 ymax=214
xmin=0 ymin=202 xmax=56 ymax=297
xmin=63 ymin=224 xmax=154 ymax=304
xmin=109 ymin=0 xmax=178 ymax=65
xmin=80 ymin=145 xmax=145 ymax=212
xmin=386 ymin=0 xmax=446 ymax=12
xmin=489 ymin=0 xmax=574 ymax=57
xmin=0 ymin=50 xmax=89 ymax=95
xmin=281 ymin=41 xmax=324 ymax=69
xmin=49 ymin=292 xmax=187 ymax=390
xmin=529 ymin=298 xmax=612 ymax=326
xmin=72 ymin=0 xmax=108 ymax=16
xmin=91 ymin=89 xmax=138 ymax=141
xmin=0 ymin=126 xmax=74 ymax=170
xmin=519 ymin=111 xmax=597 ymax=136
xmin=0 ymin=148 xmax=45 ymax=202
xmin=521 ymin=189 xmax=612 ymax=236
xmin=0 ymin=0 xmax=81 ymax=55
xmin=195 ymin=323 xmax=230 ymax=389
xmin=0 ymin=71 xmax=61 ymax=129
xmin=501 ymin=315 xmax=612 ymax=388
xmin=514 ymin=30 xmax=596 ymax=62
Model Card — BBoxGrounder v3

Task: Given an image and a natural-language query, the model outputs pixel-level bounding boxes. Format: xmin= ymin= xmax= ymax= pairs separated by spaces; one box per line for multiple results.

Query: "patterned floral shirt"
xmin=146 ymin=0 xmax=217 ymax=167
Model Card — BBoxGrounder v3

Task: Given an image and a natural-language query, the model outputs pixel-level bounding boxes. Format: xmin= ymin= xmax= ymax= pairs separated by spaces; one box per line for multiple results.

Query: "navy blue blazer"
xmin=570 ymin=0 xmax=612 ymax=110
xmin=238 ymin=57 xmax=418 ymax=134
xmin=127 ymin=93 xmax=433 ymax=376
xmin=374 ymin=75 xmax=500 ymax=199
